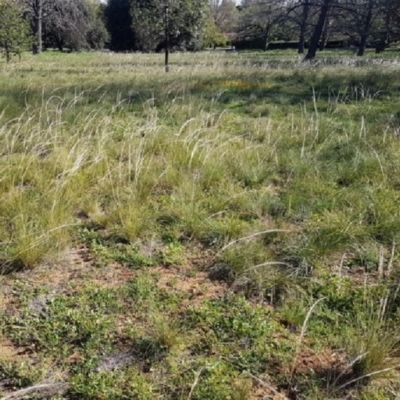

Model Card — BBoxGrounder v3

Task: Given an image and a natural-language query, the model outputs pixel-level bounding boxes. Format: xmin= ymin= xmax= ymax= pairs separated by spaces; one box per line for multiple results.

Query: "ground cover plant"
xmin=1 ymin=49 xmax=400 ymax=399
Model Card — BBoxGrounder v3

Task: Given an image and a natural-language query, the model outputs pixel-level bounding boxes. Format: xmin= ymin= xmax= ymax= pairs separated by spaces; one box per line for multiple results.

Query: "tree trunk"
xmin=375 ymin=40 xmax=386 ymax=53
xmin=298 ymin=0 xmax=310 ymax=54
xmin=305 ymin=0 xmax=331 ymax=60
xmin=164 ymin=1 xmax=169 ymax=72
xmin=263 ymin=25 xmax=271 ymax=51
xmin=357 ymin=0 xmax=373 ymax=57
xmin=33 ymin=0 xmax=43 ymax=54
xmin=5 ymin=43 xmax=10 ymax=63
xmin=264 ymin=36 xmax=270 ymax=51
xmin=298 ymin=33 xmax=305 ymax=54
xmin=357 ymin=35 xmax=367 ymax=56
xmin=319 ymin=16 xmax=330 ymax=51
xmin=376 ymin=12 xmax=390 ymax=53
xmin=56 ymin=38 xmax=63 ymax=52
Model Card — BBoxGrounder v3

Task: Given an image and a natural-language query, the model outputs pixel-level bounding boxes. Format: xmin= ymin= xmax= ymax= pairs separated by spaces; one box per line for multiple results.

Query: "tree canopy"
xmin=20 ymin=0 xmax=108 ymax=53
xmin=105 ymin=0 xmax=136 ymax=51
xmin=0 ymin=0 xmax=32 ymax=62
xmin=131 ymin=0 xmax=208 ymax=52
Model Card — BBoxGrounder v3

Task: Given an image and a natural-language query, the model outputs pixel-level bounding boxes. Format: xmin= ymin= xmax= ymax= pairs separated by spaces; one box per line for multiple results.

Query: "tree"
xmin=318 ymin=12 xmax=335 ymax=50
xmin=210 ymin=0 xmax=238 ymax=34
xmin=374 ymin=0 xmax=400 ymax=51
xmin=286 ymin=0 xmax=315 ymax=53
xmin=86 ymin=2 xmax=110 ymax=50
xmin=297 ymin=0 xmax=312 ymax=53
xmin=305 ymin=0 xmax=334 ymax=59
xmin=44 ymin=0 xmax=108 ymax=51
xmin=130 ymin=0 xmax=208 ymax=52
xmin=21 ymin=0 xmax=108 ymax=53
xmin=20 ymin=0 xmax=48 ymax=54
xmin=0 ymin=0 xmax=32 ymax=62
xmin=105 ymin=0 xmax=136 ymax=51
xmin=203 ymin=16 xmax=227 ymax=47
xmin=338 ymin=0 xmax=382 ymax=56
xmin=130 ymin=0 xmax=163 ymax=51
xmin=238 ymin=0 xmax=286 ymax=51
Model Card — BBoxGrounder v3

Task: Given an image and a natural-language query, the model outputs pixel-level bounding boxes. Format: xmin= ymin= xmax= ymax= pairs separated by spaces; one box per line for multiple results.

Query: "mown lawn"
xmin=1 ymin=50 xmax=400 ymax=399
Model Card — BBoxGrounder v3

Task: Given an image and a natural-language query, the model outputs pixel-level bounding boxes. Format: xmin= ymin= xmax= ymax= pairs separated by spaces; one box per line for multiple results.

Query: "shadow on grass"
xmin=1 ymin=65 xmax=400 ymax=122
xmin=0 ymin=259 xmax=25 ymax=275
xmin=281 ymin=367 xmax=360 ymax=400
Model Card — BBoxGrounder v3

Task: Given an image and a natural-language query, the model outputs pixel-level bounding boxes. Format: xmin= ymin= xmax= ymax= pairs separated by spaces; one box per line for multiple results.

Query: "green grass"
xmin=1 ymin=49 xmax=400 ymax=399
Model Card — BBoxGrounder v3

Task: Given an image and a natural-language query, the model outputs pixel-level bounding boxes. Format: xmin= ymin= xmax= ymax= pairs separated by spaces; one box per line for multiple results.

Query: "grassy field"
xmin=1 ymin=49 xmax=400 ymax=399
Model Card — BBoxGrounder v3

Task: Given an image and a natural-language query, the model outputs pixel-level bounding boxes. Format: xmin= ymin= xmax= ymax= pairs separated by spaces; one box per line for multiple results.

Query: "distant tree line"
xmin=1 ymin=0 xmax=400 ymax=61
xmin=106 ymin=0 xmax=400 ymax=57
xmin=0 ymin=0 xmax=108 ymax=60
xmin=235 ymin=0 xmax=400 ymax=57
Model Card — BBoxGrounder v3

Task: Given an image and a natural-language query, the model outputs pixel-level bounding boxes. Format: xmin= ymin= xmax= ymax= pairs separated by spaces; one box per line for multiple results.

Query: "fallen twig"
xmin=187 ymin=367 xmax=204 ymax=400
xmin=1 ymin=382 xmax=69 ymax=400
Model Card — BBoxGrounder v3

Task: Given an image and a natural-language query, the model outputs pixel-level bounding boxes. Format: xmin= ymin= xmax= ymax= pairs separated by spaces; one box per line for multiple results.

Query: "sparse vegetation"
xmin=1 ymin=50 xmax=400 ymax=399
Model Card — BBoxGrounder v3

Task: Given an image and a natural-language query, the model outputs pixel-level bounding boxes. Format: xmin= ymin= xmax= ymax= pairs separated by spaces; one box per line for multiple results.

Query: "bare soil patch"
xmin=154 ymin=265 xmax=228 ymax=306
